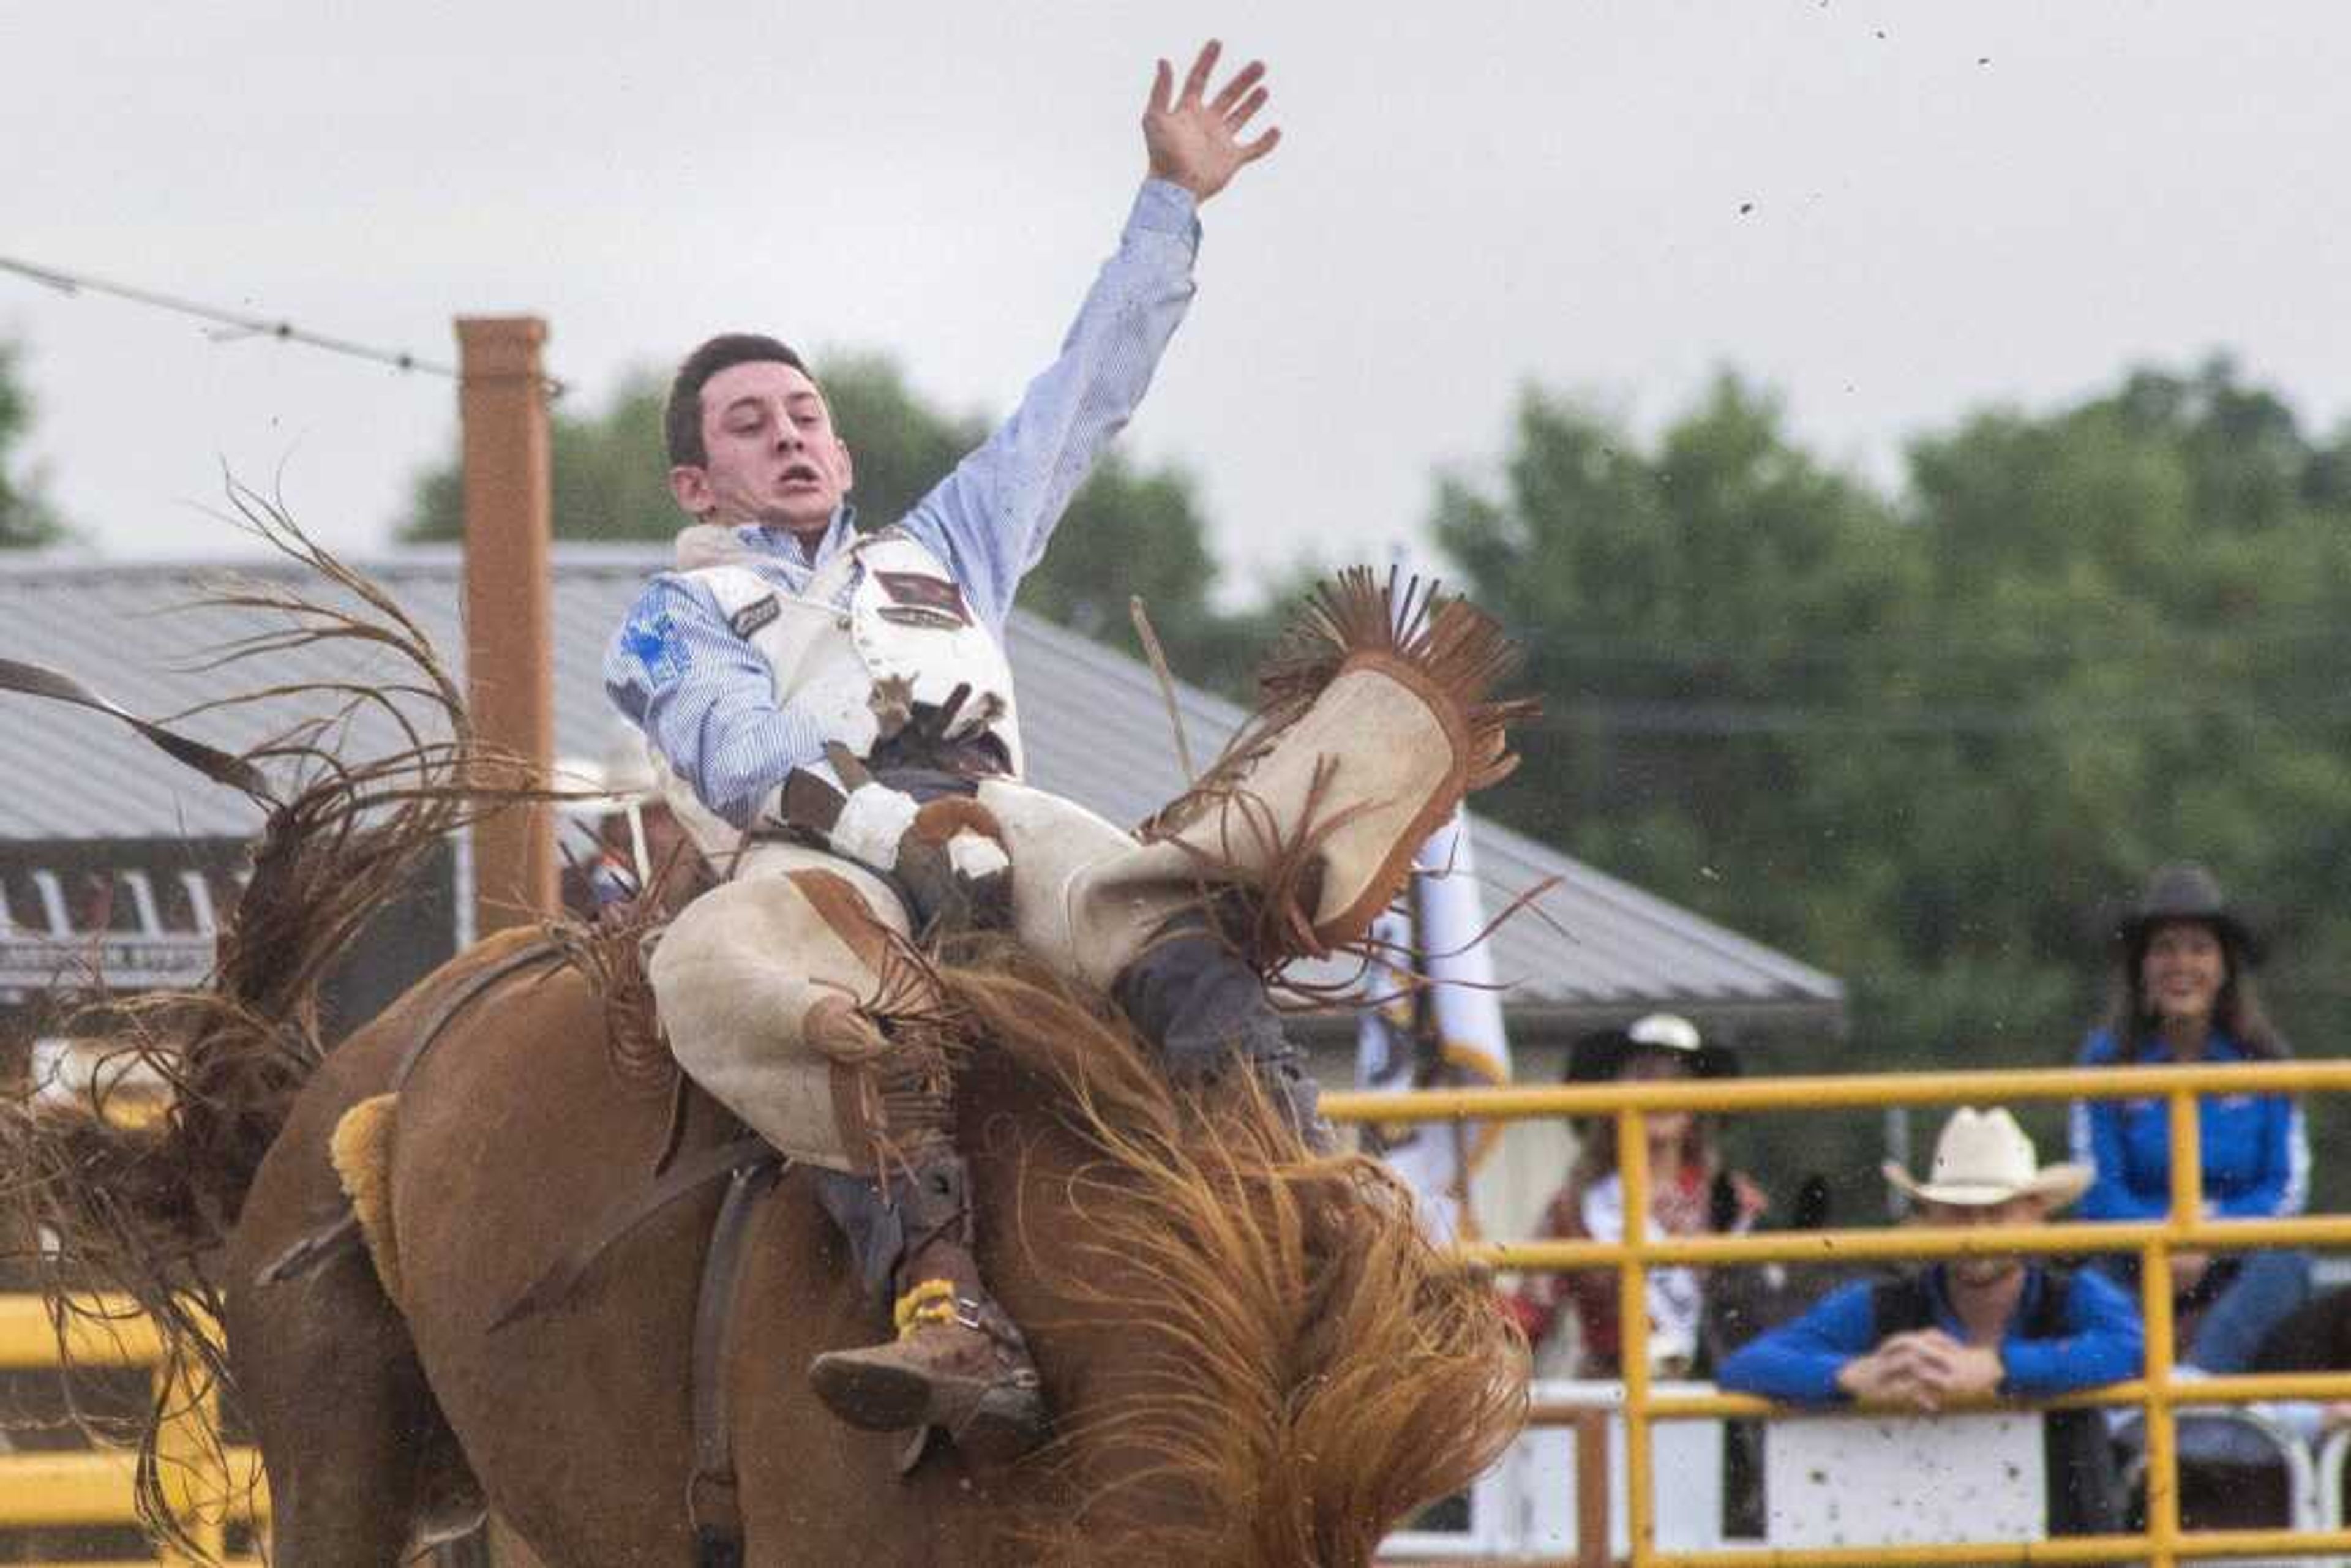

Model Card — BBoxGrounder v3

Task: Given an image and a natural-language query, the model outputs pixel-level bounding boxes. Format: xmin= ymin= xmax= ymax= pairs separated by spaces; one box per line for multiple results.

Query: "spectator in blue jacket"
xmin=2068 ymin=863 xmax=2311 ymax=1373
xmin=1720 ymin=1106 xmax=2140 ymax=1537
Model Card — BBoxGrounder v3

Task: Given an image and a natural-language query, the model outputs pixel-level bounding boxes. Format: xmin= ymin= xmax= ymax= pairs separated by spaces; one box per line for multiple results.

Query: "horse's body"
xmin=204 ymin=918 xmax=1520 ymax=1566
xmin=224 ymin=931 xmax=920 ymax=1562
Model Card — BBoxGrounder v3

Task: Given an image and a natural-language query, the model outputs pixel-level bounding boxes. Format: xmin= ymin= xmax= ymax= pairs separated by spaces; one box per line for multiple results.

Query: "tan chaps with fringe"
xmin=650 ymin=657 xmax=1476 ymax=1171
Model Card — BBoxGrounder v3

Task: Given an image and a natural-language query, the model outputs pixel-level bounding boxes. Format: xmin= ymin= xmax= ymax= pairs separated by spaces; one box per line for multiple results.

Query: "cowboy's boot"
xmin=806 ymin=1042 xmax=1045 ymax=1461
xmin=1111 ymin=920 xmax=1335 ymax=1152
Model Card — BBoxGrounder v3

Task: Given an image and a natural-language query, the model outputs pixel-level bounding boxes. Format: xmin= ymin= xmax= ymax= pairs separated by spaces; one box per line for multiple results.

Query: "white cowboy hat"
xmin=1882 ymin=1106 xmax=2092 ymax=1210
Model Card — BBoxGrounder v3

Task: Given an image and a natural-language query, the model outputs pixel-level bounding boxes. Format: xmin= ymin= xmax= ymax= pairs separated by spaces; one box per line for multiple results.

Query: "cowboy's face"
xmin=1924 ymin=1194 xmax=2045 ymax=1287
xmin=670 ymin=361 xmax=855 ymax=539
xmin=2142 ymin=920 xmax=2227 ymax=1029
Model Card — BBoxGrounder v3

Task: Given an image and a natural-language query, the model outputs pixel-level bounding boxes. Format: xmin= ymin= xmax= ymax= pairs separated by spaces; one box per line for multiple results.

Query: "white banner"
xmin=1354 ymin=808 xmax=1513 ymax=1243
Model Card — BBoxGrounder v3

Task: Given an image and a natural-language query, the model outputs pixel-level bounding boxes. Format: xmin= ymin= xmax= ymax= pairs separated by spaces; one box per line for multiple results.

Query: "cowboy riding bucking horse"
xmin=603 ymin=39 xmax=1526 ymax=1468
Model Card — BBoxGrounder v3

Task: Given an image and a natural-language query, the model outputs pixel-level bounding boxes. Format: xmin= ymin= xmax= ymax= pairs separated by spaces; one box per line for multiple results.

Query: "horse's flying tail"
xmin=0 ymin=487 xmax=495 ymax=1551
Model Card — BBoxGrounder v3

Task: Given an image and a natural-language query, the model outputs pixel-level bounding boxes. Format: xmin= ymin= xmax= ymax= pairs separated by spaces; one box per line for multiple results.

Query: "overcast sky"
xmin=4 ymin=2 xmax=2346 ymax=591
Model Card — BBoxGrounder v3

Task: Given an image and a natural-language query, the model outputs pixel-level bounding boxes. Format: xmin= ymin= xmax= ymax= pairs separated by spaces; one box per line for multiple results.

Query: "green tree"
xmin=1434 ymin=373 xmax=1916 ymax=966
xmin=402 ymin=367 xmax=719 ymax=544
xmin=1434 ymin=360 xmax=2351 ymax=1209
xmin=0 ymin=341 xmax=67 ymax=548
xmin=398 ymin=350 xmax=1267 ymax=696
xmin=1895 ymin=358 xmax=2351 ymax=1041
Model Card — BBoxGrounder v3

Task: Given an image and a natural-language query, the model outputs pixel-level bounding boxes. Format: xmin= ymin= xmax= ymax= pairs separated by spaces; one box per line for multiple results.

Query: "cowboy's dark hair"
xmin=664 ymin=334 xmax=809 ymax=469
xmin=2105 ymin=918 xmax=2286 ymax=1060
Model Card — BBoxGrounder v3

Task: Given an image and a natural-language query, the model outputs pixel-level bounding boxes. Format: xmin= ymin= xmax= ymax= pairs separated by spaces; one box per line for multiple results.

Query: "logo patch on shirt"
xmin=874 ymin=571 xmax=972 ymax=628
xmin=622 ymin=607 xmax=692 ymax=691
xmin=728 ymin=593 xmax=782 ymax=639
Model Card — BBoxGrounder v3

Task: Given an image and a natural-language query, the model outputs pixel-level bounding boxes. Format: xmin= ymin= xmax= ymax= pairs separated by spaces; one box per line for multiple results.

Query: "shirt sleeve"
xmin=2000 ymin=1269 xmax=2145 ymax=1397
xmin=1714 ymin=1281 xmax=1880 ymax=1403
xmin=602 ymin=576 xmax=829 ymax=828
xmin=2218 ymin=1097 xmax=2310 ymax=1218
xmin=898 ymin=178 xmax=1200 ymax=629
xmin=2072 ymin=1032 xmax=2166 ymax=1221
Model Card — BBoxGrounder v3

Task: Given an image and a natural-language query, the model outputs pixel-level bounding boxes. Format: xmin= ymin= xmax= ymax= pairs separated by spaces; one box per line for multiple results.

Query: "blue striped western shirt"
xmin=604 ymin=178 xmax=1201 ymax=827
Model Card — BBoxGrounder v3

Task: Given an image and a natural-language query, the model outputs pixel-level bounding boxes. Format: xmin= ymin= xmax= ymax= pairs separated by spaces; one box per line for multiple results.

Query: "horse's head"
xmin=942 ymin=956 xmax=1530 ymax=1567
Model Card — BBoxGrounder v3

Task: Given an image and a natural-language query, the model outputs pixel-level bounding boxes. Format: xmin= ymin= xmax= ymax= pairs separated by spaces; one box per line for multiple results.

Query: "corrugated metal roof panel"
xmin=0 ymin=546 xmax=1841 ymax=1022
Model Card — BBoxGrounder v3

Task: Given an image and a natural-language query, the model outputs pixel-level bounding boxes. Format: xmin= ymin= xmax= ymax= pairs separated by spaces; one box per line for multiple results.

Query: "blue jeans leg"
xmin=2188 ymin=1249 xmax=2313 ymax=1373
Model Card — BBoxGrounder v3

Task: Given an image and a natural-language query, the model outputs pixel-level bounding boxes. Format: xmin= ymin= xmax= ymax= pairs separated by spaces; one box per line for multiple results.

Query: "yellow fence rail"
xmin=0 ymin=1293 xmax=265 ymax=1566
xmin=1325 ymin=1056 xmax=2351 ymax=1568
xmin=7 ymin=1057 xmax=2345 ymax=1564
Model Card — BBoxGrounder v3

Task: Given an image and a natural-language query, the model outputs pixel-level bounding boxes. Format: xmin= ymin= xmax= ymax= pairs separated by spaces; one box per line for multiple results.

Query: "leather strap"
xmin=253 ymin=1209 xmax=363 ymax=1285
xmin=488 ymin=1134 xmax=779 ymax=1332
xmin=690 ymin=1154 xmax=785 ymax=1564
xmin=390 ymin=939 xmax=569 ymax=1095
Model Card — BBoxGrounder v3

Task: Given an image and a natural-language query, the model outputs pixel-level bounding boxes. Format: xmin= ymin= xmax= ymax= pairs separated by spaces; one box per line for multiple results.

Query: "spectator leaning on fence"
xmin=1717 ymin=1106 xmax=2142 ymax=1538
xmin=1505 ymin=1013 xmax=1764 ymax=1378
xmin=2068 ymin=862 xmax=2312 ymax=1375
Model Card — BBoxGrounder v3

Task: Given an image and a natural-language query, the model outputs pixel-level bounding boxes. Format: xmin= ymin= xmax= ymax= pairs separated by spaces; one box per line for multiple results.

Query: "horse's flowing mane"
xmin=940 ymin=949 xmax=1529 ymax=1566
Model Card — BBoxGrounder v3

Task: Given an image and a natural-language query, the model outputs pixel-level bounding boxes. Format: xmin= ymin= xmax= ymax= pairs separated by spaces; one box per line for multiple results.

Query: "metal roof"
xmin=0 ymin=546 xmax=1843 ymax=1032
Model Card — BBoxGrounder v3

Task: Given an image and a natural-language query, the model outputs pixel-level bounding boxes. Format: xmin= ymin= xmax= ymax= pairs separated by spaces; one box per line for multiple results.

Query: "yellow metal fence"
xmin=3 ymin=1060 xmax=2344 ymax=1564
xmin=0 ymin=1294 xmax=263 ymax=1567
xmin=1325 ymin=1057 xmax=2351 ymax=1567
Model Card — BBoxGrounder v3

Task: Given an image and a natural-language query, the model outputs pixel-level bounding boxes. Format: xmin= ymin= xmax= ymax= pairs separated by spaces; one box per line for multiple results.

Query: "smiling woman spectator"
xmin=2068 ymin=862 xmax=2312 ymax=1373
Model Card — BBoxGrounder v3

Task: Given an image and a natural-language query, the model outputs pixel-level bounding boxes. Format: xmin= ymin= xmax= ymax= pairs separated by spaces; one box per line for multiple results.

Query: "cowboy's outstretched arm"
xmin=900 ymin=43 xmax=1280 ymax=626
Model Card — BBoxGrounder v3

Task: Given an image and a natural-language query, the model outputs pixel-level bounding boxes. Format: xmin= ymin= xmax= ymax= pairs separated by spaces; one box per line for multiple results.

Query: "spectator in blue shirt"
xmin=1720 ymin=1107 xmax=2140 ymax=1537
xmin=2068 ymin=863 xmax=2311 ymax=1373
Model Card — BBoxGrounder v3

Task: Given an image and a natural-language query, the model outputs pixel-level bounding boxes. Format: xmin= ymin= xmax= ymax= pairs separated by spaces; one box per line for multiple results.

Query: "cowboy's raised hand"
xmin=1144 ymin=40 xmax=1280 ymax=203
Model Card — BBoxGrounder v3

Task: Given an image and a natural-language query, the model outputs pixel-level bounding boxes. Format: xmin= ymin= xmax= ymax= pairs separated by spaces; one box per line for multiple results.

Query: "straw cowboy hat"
xmin=1565 ymin=1011 xmax=1739 ymax=1084
xmin=1882 ymin=1107 xmax=2092 ymax=1210
xmin=2113 ymin=861 xmax=2265 ymax=967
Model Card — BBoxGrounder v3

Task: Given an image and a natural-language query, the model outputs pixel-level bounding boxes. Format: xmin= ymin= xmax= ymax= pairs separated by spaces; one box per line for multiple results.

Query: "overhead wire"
xmin=0 ymin=254 xmax=565 ymax=398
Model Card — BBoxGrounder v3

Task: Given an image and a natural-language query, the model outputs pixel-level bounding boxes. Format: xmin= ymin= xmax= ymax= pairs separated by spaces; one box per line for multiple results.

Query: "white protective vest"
xmin=661 ymin=527 xmax=1024 ymax=858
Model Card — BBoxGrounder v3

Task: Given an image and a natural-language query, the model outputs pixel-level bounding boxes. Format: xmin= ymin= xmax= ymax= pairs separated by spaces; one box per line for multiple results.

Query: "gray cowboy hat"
xmin=1564 ymin=1011 xmax=1739 ymax=1084
xmin=2113 ymin=861 xmax=2264 ymax=967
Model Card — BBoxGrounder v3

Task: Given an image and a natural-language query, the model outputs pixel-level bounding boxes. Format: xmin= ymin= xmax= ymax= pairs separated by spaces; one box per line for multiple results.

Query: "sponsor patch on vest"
xmin=727 ymin=593 xmax=782 ymax=639
xmin=874 ymin=571 xmax=972 ymax=627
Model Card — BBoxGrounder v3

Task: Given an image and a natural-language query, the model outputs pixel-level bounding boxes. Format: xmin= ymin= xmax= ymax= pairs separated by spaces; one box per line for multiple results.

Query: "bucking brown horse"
xmin=0 ymin=516 xmax=1528 ymax=1566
